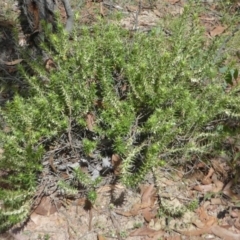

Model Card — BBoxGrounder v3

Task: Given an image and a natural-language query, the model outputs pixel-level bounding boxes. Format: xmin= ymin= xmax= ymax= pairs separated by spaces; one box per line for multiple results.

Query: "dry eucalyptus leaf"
xmin=141 ymin=184 xmax=157 ymax=208
xmin=97 ymin=235 xmax=107 ymax=240
xmin=202 ymin=167 xmax=214 ymax=185
xmin=197 ymin=206 xmax=216 ymax=226
xmin=210 ymin=25 xmax=227 ymax=37
xmin=211 ymin=173 xmax=224 ymax=193
xmin=115 ymin=201 xmax=142 ymax=217
xmin=194 ymin=184 xmax=213 ymax=193
xmin=223 ymin=180 xmax=240 ymax=201
xmin=45 ymin=58 xmax=57 ymax=72
xmin=1 ymin=58 xmax=23 ymax=66
xmin=86 ymin=112 xmax=95 ymax=131
xmin=130 ymin=225 xmax=164 ymax=238
xmin=111 ymin=154 xmax=122 ymax=175
xmin=34 ymin=196 xmax=61 ymax=216
xmin=211 ymin=225 xmax=240 ymax=240
xmin=142 ymin=207 xmax=153 ymax=222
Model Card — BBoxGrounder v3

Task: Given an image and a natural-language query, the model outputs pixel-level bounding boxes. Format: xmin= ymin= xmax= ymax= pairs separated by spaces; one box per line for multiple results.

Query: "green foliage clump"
xmin=1 ymin=5 xmax=240 ymax=231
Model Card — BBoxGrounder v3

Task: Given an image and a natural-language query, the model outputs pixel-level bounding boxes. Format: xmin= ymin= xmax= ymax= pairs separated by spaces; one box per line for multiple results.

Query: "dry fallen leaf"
xmin=34 ymin=196 xmax=61 ymax=216
xmin=202 ymin=167 xmax=214 ymax=185
xmin=97 ymin=184 xmax=125 ymax=193
xmin=199 ymin=16 xmax=215 ymax=21
xmin=197 ymin=206 xmax=217 ymax=226
xmin=49 ymin=154 xmax=57 ymax=173
xmin=223 ymin=180 xmax=240 ymax=201
xmin=45 ymin=58 xmax=57 ymax=72
xmin=211 ymin=198 xmax=227 ymax=205
xmin=211 ymin=225 xmax=240 ymax=240
xmin=211 ymin=173 xmax=224 ymax=193
xmin=140 ymin=184 xmax=156 ymax=207
xmin=211 ymin=158 xmax=229 ymax=178
xmin=142 ymin=207 xmax=153 ymax=222
xmin=97 ymin=234 xmax=107 ymax=240
xmin=0 ymin=58 xmax=23 ymax=66
xmin=111 ymin=154 xmax=122 ymax=175
xmin=234 ymin=218 xmax=240 ymax=230
xmin=130 ymin=225 xmax=164 ymax=238
xmin=115 ymin=202 xmax=141 ymax=217
xmin=176 ymin=227 xmax=211 ymax=236
xmin=140 ymin=184 xmax=158 ymax=222
xmin=86 ymin=112 xmax=95 ymax=131
xmin=126 ymin=5 xmax=138 ymax=12
xmin=194 ymin=184 xmax=213 ymax=193
xmin=176 ymin=205 xmax=240 ymax=239
xmin=115 ymin=184 xmax=158 ymax=219
xmin=210 ymin=25 xmax=227 ymax=37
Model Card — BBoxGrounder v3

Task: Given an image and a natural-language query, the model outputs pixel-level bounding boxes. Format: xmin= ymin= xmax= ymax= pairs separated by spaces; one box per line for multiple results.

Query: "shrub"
xmin=1 ymin=4 xmax=240 ymax=231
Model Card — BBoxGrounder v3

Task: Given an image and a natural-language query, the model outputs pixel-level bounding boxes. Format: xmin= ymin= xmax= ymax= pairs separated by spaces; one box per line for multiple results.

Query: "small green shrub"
xmin=1 ymin=4 xmax=240 ymax=231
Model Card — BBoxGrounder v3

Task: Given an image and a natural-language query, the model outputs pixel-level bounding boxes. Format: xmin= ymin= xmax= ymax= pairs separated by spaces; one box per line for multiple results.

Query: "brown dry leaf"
xmin=115 ymin=184 xmax=158 ymax=217
xmin=97 ymin=235 xmax=107 ymax=240
xmin=202 ymin=167 xmax=214 ymax=185
xmin=115 ymin=185 xmax=158 ymax=218
xmin=126 ymin=5 xmax=138 ymax=12
xmin=195 ymin=162 xmax=207 ymax=169
xmin=97 ymin=184 xmax=125 ymax=193
xmin=223 ymin=180 xmax=240 ymax=201
xmin=210 ymin=25 xmax=227 ymax=37
xmin=211 ymin=198 xmax=227 ymax=205
xmin=211 ymin=158 xmax=228 ymax=178
xmin=230 ymin=209 xmax=239 ymax=218
xmin=72 ymin=197 xmax=87 ymax=206
xmin=211 ymin=225 xmax=240 ymax=240
xmin=115 ymin=202 xmax=141 ymax=217
xmin=212 ymin=173 xmax=224 ymax=193
xmin=86 ymin=112 xmax=95 ymax=131
xmin=111 ymin=154 xmax=122 ymax=175
xmin=45 ymin=58 xmax=57 ymax=72
xmin=94 ymin=99 xmax=104 ymax=108
xmin=140 ymin=184 xmax=158 ymax=222
xmin=199 ymin=16 xmax=215 ymax=21
xmin=1 ymin=58 xmax=23 ymax=66
xmin=153 ymin=9 xmax=162 ymax=17
xmin=177 ymin=206 xmax=216 ymax=236
xmin=176 ymin=227 xmax=211 ymax=236
xmin=197 ymin=206 xmax=217 ymax=226
xmin=140 ymin=184 xmax=156 ymax=207
xmin=34 ymin=196 xmax=61 ymax=216
xmin=142 ymin=207 xmax=152 ymax=222
xmin=178 ymin=223 xmax=240 ymax=239
xmin=130 ymin=225 xmax=164 ymax=238
xmin=49 ymin=154 xmax=57 ymax=173
xmin=194 ymin=184 xmax=213 ymax=193
xmin=187 ymin=170 xmax=205 ymax=182
xmin=234 ymin=218 xmax=240 ymax=230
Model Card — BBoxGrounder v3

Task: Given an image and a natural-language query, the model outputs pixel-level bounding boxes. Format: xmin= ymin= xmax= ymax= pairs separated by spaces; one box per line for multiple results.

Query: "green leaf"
xmin=233 ymin=68 xmax=238 ymax=80
xmin=219 ymin=66 xmax=228 ymax=74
